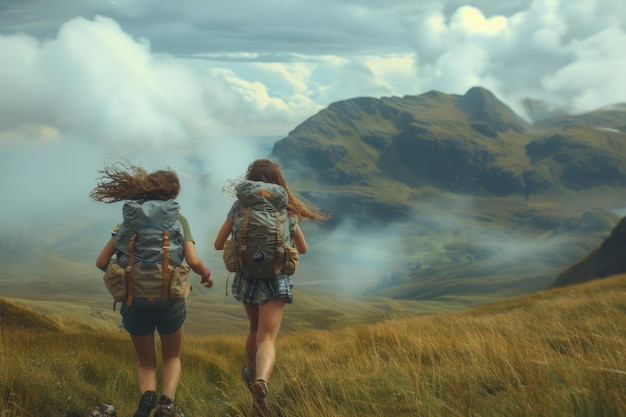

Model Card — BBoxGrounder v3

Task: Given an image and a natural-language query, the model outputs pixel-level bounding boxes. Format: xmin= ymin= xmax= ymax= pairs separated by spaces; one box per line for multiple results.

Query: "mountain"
xmin=263 ymin=86 xmax=626 ymax=301
xmin=271 ymin=87 xmax=626 ymax=225
xmin=553 ymin=215 xmax=626 ymax=287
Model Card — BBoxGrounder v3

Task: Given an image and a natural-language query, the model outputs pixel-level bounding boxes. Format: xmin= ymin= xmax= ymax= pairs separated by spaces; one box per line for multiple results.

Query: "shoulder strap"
xmin=273 ymin=211 xmax=283 ymax=276
xmin=124 ymin=235 xmax=137 ymax=306
xmin=162 ymin=231 xmax=171 ymax=300
xmin=237 ymin=208 xmax=251 ymax=269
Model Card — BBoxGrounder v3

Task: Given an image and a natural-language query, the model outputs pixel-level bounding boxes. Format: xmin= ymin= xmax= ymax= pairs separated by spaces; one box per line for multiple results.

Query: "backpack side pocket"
xmin=223 ymin=240 xmax=240 ymax=272
xmin=169 ymin=264 xmax=192 ymax=301
xmin=282 ymin=246 xmax=299 ymax=276
xmin=102 ymin=260 xmax=125 ymax=302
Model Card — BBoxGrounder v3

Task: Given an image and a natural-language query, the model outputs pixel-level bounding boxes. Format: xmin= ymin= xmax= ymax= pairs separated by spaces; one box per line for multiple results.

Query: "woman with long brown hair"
xmin=213 ymin=158 xmax=329 ymax=416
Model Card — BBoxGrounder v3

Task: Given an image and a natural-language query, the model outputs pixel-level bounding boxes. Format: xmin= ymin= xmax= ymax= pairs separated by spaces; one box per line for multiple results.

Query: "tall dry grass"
xmin=1 ymin=275 xmax=625 ymax=416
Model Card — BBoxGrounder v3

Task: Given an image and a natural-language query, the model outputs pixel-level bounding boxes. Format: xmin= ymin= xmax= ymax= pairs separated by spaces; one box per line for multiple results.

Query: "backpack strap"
xmin=125 ymin=234 xmax=137 ymax=306
xmin=162 ymin=230 xmax=171 ymax=300
xmin=238 ymin=208 xmax=251 ymax=269
xmin=273 ymin=212 xmax=282 ymax=277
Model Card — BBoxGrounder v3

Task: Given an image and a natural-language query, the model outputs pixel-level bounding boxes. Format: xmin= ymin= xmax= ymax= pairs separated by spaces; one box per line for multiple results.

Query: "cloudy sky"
xmin=0 ymin=0 xmax=625 ymax=269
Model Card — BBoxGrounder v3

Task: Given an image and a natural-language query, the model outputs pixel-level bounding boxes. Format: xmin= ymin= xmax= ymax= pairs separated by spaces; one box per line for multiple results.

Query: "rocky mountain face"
xmin=271 ymin=87 xmax=626 ymax=224
xmin=553 ymin=216 xmax=626 ymax=287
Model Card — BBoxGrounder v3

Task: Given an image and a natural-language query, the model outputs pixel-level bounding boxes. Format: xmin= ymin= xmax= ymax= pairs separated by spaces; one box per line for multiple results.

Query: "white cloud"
xmin=2 ymin=1 xmax=625 ymax=117
xmin=450 ymin=6 xmax=508 ymax=36
xmin=0 ymin=15 xmax=328 ymax=152
xmin=1 ymin=17 xmax=209 ymax=148
xmin=542 ymin=26 xmax=626 ymax=110
xmin=401 ymin=0 xmax=626 ymax=114
xmin=251 ymin=61 xmax=312 ymax=94
xmin=0 ymin=15 xmax=305 ymax=244
xmin=364 ymin=54 xmax=419 ymax=94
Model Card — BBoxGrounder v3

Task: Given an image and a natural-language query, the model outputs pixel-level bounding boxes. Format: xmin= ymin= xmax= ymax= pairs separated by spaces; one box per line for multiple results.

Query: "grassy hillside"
xmin=1 ymin=274 xmax=625 ymax=417
xmin=5 ymin=285 xmax=445 ymax=336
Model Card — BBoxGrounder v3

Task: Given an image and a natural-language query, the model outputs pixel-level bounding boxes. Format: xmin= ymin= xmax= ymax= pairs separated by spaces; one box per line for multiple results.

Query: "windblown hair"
xmin=89 ymin=161 xmax=180 ymax=203
xmin=244 ymin=159 xmax=330 ymax=221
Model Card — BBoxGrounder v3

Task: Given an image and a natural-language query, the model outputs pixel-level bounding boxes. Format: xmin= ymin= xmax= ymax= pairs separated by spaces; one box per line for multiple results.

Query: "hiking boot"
xmin=154 ymin=403 xmax=185 ymax=417
xmin=154 ymin=404 xmax=175 ymax=417
xmin=154 ymin=395 xmax=185 ymax=417
xmin=132 ymin=390 xmax=157 ymax=417
xmin=242 ymin=364 xmax=255 ymax=385
xmin=250 ymin=379 xmax=269 ymax=417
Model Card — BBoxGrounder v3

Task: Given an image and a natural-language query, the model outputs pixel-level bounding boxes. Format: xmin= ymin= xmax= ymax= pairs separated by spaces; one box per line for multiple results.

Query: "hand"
xmin=201 ymin=267 xmax=213 ymax=289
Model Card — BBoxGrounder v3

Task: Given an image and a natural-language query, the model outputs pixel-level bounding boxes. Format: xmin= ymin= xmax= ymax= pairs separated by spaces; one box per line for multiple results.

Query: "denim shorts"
xmin=231 ymin=272 xmax=294 ymax=306
xmin=120 ymin=300 xmax=186 ymax=336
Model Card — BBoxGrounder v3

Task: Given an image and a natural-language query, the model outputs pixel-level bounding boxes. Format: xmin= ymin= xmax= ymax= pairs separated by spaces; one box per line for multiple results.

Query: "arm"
xmin=293 ymin=224 xmax=307 ymax=254
xmin=178 ymin=214 xmax=212 ymax=288
xmin=213 ymin=219 xmax=233 ymax=250
xmin=183 ymin=241 xmax=213 ymax=288
xmin=96 ymin=238 xmax=116 ymax=271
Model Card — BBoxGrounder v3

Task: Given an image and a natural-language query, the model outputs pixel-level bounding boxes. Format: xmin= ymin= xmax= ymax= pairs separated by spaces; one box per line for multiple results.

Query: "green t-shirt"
xmin=178 ymin=214 xmax=194 ymax=243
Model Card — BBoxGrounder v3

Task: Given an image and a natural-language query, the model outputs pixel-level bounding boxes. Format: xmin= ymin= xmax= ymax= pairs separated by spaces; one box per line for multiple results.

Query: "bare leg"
xmin=243 ymin=303 xmax=260 ymax=378
xmin=160 ymin=327 xmax=183 ymax=401
xmin=130 ymin=332 xmax=158 ymax=394
xmin=253 ymin=298 xmax=286 ymax=382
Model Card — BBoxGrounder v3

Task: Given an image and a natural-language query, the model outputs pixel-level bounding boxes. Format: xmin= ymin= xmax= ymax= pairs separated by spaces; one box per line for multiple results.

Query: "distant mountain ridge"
xmin=271 ymin=87 xmax=626 ymax=224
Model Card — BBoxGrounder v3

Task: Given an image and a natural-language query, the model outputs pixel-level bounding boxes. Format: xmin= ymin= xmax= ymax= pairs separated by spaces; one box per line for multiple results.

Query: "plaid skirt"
xmin=231 ymin=272 xmax=294 ymax=306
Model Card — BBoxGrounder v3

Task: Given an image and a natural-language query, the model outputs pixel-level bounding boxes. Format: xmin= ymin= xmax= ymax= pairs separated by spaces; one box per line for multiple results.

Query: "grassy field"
xmin=1 ymin=274 xmax=625 ymax=417
xmin=4 ymin=284 xmax=449 ymax=337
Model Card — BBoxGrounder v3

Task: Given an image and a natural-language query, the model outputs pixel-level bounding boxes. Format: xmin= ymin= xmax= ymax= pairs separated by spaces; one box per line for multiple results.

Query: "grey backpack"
xmin=228 ymin=180 xmax=299 ymax=279
xmin=110 ymin=199 xmax=190 ymax=306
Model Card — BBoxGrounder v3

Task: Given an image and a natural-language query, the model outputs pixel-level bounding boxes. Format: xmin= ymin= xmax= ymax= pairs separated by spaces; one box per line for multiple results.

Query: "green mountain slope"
xmin=272 ymin=87 xmax=626 ymax=224
xmin=267 ymin=86 xmax=626 ymax=300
